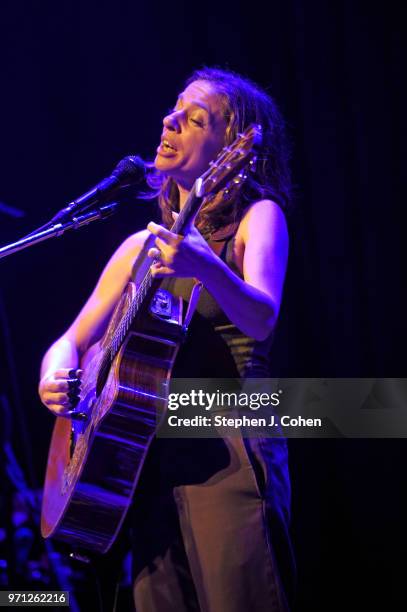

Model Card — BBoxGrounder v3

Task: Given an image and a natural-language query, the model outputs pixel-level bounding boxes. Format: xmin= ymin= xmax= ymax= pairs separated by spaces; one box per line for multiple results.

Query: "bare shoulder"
xmin=116 ymin=228 xmax=151 ymax=257
xmin=237 ymin=199 xmax=288 ymax=246
xmin=107 ymin=228 xmax=150 ymax=269
xmin=230 ymin=200 xmax=287 ymax=273
xmin=93 ymin=228 xmax=151 ymax=294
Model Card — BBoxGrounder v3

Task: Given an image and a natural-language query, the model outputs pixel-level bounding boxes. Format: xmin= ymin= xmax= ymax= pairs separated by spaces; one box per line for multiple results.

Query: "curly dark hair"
xmin=147 ymin=67 xmax=292 ymax=237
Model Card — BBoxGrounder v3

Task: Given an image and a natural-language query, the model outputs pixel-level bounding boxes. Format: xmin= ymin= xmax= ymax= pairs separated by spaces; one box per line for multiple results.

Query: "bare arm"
xmin=199 ymin=200 xmax=289 ymax=340
xmin=148 ymin=200 xmax=289 ymax=341
xmin=39 ymin=229 xmax=149 ymax=413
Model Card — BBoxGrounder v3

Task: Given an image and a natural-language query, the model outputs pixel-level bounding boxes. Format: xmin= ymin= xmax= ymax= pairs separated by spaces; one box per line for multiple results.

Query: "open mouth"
xmin=161 ymin=139 xmax=177 ymax=152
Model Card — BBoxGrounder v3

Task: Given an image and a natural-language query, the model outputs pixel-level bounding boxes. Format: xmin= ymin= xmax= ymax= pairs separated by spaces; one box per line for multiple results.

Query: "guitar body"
xmin=41 ymin=282 xmax=183 ymax=553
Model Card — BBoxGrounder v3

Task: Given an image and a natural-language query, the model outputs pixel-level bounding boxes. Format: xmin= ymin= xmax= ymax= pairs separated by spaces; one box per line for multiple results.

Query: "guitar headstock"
xmin=196 ymin=124 xmax=262 ymax=198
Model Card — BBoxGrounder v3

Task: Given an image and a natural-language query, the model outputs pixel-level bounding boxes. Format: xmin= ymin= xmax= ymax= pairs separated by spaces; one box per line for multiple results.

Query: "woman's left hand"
xmin=147 ymin=214 xmax=214 ymax=279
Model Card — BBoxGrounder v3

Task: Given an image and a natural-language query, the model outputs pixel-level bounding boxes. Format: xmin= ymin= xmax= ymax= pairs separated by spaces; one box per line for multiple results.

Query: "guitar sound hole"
xmin=96 ymin=358 xmax=110 ymax=397
xmin=69 ymin=427 xmax=75 ymax=459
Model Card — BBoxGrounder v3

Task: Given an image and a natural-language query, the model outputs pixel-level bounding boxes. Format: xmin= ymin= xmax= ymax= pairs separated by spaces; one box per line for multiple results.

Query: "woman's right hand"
xmin=38 ymin=368 xmax=83 ymax=416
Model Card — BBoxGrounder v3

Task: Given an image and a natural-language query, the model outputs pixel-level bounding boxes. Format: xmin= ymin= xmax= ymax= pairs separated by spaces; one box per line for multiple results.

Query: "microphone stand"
xmin=0 ymin=202 xmax=119 ymax=260
xmin=0 ymin=200 xmax=118 ymax=607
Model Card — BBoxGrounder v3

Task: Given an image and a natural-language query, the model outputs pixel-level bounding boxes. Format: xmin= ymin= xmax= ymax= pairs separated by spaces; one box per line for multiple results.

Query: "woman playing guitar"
xmin=39 ymin=67 xmax=295 ymax=612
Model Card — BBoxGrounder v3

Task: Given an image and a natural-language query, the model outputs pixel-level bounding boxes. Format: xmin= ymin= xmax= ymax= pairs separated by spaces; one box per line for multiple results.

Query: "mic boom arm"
xmin=0 ymin=203 xmax=119 ymax=261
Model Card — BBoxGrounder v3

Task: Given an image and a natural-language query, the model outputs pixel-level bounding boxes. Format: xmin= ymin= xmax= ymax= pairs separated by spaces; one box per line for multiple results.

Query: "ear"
xmin=171 ymin=211 xmax=179 ymax=219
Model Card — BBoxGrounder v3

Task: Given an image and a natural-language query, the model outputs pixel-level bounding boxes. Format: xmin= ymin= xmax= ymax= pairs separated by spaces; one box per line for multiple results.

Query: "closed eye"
xmin=166 ymin=105 xmax=205 ymax=127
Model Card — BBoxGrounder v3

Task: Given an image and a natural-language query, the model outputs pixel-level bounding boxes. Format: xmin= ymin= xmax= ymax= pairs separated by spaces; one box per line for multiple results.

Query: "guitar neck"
xmin=105 ymin=181 xmax=204 ymax=363
xmin=169 ymin=177 xmax=204 ymax=236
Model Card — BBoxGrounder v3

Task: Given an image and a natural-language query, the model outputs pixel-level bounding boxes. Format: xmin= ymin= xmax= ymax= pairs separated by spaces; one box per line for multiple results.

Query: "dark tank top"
xmin=160 ymin=226 xmax=274 ymax=379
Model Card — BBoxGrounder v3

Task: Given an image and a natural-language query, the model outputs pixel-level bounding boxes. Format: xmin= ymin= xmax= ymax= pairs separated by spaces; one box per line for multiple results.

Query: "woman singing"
xmin=39 ymin=67 xmax=295 ymax=611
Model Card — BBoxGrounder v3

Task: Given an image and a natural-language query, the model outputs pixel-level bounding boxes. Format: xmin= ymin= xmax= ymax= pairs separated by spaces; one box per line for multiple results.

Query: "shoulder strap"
xmin=182 ymin=238 xmax=230 ymax=330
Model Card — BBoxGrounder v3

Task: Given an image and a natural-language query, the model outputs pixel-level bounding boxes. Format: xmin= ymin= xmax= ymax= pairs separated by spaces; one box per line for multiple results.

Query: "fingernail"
xmin=68 ymin=379 xmax=81 ymax=390
xmin=69 ymin=368 xmax=82 ymax=378
xmin=68 ymin=392 xmax=80 ymax=403
xmin=69 ymin=411 xmax=88 ymax=422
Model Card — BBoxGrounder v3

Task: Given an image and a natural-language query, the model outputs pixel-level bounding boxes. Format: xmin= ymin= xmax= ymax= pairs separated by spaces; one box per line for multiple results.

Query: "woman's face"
xmin=155 ymin=80 xmax=228 ymax=190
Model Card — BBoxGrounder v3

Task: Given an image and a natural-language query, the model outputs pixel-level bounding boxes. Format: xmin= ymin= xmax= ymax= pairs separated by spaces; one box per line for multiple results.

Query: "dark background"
xmin=0 ymin=0 xmax=405 ymax=610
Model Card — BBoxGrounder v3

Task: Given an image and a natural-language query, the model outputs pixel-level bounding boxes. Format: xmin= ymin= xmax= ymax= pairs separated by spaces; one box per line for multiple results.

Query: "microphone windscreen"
xmin=112 ymin=156 xmax=146 ymax=186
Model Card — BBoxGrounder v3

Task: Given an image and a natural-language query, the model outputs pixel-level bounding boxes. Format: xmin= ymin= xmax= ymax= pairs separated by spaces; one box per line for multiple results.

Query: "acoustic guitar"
xmin=41 ymin=124 xmax=262 ymax=554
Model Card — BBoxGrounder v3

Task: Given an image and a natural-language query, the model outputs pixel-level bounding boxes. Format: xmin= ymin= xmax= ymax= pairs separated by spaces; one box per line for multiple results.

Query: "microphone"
xmin=51 ymin=155 xmax=145 ymax=223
